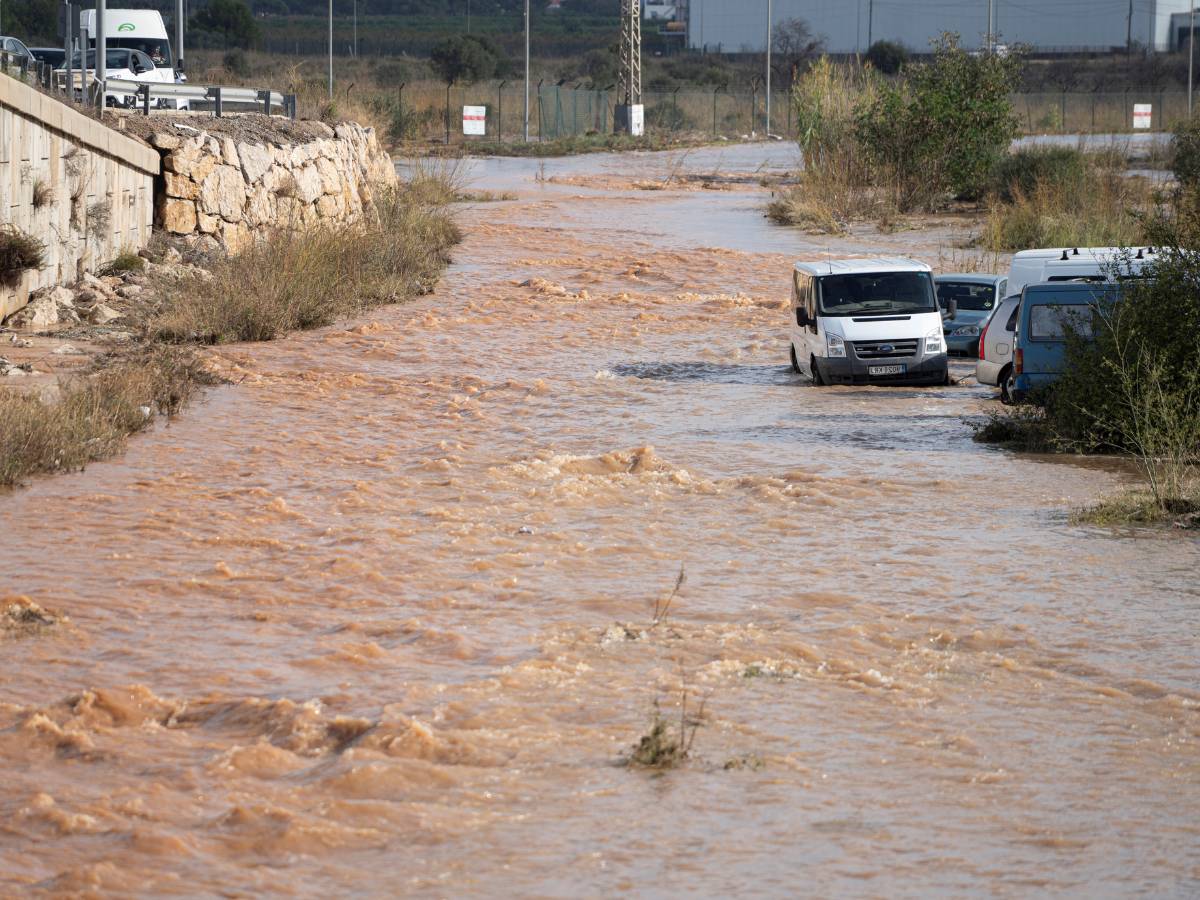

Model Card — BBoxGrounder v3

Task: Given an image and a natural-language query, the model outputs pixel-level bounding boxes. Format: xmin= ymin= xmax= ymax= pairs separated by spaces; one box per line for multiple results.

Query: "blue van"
xmin=1011 ymin=282 xmax=1121 ymax=402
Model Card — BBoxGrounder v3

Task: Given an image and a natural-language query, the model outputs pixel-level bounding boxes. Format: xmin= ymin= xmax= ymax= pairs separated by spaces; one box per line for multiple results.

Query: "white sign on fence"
xmin=629 ymin=103 xmax=644 ymax=137
xmin=463 ymin=105 xmax=486 ymax=136
xmin=1133 ymin=103 xmax=1153 ymax=130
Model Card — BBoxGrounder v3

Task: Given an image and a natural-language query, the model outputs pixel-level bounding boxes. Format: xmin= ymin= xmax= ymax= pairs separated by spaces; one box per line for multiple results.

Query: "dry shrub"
xmin=32 ymin=178 xmax=55 ymax=209
xmin=0 ymin=346 xmax=206 ymax=488
xmin=979 ymin=165 xmax=1153 ymax=251
xmin=0 ymin=226 xmax=46 ymax=287
xmin=152 ymin=181 xmax=460 ymax=344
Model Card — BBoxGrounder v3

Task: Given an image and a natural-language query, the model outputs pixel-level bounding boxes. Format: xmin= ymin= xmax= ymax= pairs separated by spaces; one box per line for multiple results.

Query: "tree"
xmin=428 ymin=34 xmax=502 ymax=85
xmin=865 ymin=40 xmax=908 ymax=75
xmin=772 ymin=18 xmax=824 ymax=83
xmin=1 ymin=0 xmax=58 ymax=43
xmin=856 ymin=33 xmax=1023 ymax=203
xmin=191 ymin=0 xmax=261 ymax=50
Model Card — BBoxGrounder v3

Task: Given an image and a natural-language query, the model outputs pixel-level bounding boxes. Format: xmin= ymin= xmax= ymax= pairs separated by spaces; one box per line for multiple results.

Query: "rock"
xmin=2 ymin=365 xmax=28 ymax=377
xmin=196 ymin=211 xmax=219 ymax=234
xmin=52 ymin=343 xmax=82 ymax=355
xmin=86 ymin=303 xmax=122 ymax=325
xmin=218 ymin=220 xmax=249 ymax=254
xmin=198 ymin=165 xmax=248 ymax=220
xmin=150 ymin=132 xmax=182 ymax=151
xmin=117 ymin=284 xmax=143 ymax=299
xmin=160 ymin=198 xmax=198 ymax=234
xmin=316 ymin=156 xmax=341 ymax=195
xmin=7 ymin=295 xmax=59 ymax=329
xmin=244 ymin=185 xmax=274 ymax=228
xmin=164 ymin=172 xmax=199 ymax=201
xmin=292 ymin=164 xmax=323 ymax=204
xmin=239 ymin=143 xmax=273 ymax=184
xmin=162 ymin=246 xmax=183 ymax=265
xmin=316 ymin=193 xmax=343 ymax=219
xmin=221 ymin=137 xmax=240 ymax=168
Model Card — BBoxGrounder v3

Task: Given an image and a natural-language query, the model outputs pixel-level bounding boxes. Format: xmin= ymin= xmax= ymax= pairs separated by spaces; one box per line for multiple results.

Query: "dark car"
xmin=29 ymin=47 xmax=67 ymax=67
xmin=0 ymin=36 xmax=33 ymax=62
xmin=935 ymin=273 xmax=1007 ymax=357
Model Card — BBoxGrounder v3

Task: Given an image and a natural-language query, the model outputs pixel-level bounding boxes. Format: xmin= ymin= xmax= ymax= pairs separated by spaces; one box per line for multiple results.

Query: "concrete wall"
xmin=150 ymin=121 xmax=397 ymax=253
xmin=0 ymin=74 xmax=160 ymax=320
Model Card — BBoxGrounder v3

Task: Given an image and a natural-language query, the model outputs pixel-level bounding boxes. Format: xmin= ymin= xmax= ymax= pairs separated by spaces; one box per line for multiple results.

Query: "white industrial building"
xmin=686 ymin=0 xmax=1196 ymax=54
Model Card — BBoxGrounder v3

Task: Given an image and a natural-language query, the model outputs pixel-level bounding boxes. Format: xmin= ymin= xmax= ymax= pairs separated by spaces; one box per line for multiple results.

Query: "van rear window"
xmin=1030 ymin=304 xmax=1094 ymax=340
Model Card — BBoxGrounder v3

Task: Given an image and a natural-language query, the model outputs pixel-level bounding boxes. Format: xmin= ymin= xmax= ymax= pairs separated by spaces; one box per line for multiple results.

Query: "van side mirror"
xmin=942 ymin=298 xmax=958 ymax=319
xmin=795 ymin=307 xmax=810 ymax=328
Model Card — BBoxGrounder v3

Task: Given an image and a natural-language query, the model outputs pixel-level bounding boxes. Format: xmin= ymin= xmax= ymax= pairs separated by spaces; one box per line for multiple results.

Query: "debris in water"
xmin=2 ymin=596 xmax=66 ymax=635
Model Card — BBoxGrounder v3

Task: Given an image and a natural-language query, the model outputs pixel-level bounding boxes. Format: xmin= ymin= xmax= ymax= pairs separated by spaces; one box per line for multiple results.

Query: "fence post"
xmin=444 ymin=82 xmax=451 ymax=145
xmin=258 ymin=89 xmax=272 ymax=116
xmin=572 ymin=84 xmax=578 ymax=137
xmin=285 ymin=94 xmax=297 ymax=119
xmin=672 ymin=86 xmax=681 ymax=131
xmin=1159 ymin=91 xmax=1164 ymax=129
xmin=1060 ymin=91 xmax=1066 ymax=133
xmin=497 ymin=80 xmax=506 ymax=142
xmin=1091 ymin=93 xmax=1096 ymax=132
xmin=537 ymin=80 xmax=543 ymax=141
xmin=140 ymin=83 xmax=150 ymax=115
xmin=212 ymin=86 xmax=223 ymax=117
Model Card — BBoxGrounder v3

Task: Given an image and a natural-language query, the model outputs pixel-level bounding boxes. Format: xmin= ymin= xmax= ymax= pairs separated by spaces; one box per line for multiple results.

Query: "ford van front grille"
xmin=851 ymin=339 xmax=919 ymax=359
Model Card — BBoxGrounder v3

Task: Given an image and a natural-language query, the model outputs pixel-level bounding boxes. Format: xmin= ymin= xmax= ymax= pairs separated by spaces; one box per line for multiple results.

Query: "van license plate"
xmin=869 ymin=364 xmax=906 ymax=376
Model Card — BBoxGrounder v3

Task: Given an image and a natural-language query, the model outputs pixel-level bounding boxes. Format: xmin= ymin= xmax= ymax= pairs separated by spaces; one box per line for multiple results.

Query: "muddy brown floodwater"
xmin=2 ymin=144 xmax=1198 ymax=898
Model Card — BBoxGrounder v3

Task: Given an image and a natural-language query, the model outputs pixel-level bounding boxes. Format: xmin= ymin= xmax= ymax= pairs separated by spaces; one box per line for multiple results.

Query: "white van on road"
xmin=789 ymin=257 xmax=949 ymax=387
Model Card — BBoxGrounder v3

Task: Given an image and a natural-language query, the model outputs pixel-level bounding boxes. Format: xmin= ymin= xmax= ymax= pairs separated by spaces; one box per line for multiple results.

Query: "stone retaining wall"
xmin=148 ymin=120 xmax=396 ymax=252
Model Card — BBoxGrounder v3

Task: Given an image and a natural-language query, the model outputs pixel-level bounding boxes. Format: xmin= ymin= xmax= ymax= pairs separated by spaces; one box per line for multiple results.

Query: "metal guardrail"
xmin=1 ymin=49 xmax=296 ymax=120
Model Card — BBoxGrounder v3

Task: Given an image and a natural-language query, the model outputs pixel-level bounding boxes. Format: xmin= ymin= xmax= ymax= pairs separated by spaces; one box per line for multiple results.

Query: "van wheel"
xmin=810 ymin=356 xmax=825 ymax=386
xmin=999 ymin=365 xmax=1015 ymax=404
xmin=789 ymin=343 xmax=802 ymax=374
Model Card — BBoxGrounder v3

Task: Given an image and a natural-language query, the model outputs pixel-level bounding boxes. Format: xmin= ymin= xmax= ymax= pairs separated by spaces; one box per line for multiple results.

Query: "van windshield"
xmin=91 ymin=37 xmax=172 ymax=67
xmin=817 ymin=272 xmax=937 ymax=317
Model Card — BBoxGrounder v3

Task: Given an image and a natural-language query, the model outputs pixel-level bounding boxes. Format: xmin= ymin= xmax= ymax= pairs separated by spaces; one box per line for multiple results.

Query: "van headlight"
xmin=826 ymin=333 xmax=846 ymax=358
xmin=951 ymin=324 xmax=980 ymax=337
xmin=925 ymin=327 xmax=944 ymax=355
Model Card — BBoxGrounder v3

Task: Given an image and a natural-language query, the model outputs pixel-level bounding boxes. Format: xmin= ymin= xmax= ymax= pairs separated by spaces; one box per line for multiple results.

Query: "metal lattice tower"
xmin=618 ymin=0 xmax=641 ymax=106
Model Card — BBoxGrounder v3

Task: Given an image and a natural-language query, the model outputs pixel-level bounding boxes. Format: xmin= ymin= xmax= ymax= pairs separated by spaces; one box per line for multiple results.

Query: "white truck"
xmin=79 ymin=8 xmax=188 ymax=109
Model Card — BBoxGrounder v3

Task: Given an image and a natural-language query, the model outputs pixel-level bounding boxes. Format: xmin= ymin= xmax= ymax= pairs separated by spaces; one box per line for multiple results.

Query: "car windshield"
xmin=936 ymin=281 xmax=995 ymax=312
xmin=817 ymin=271 xmax=937 ymax=316
xmin=106 ymin=37 xmax=171 ymax=67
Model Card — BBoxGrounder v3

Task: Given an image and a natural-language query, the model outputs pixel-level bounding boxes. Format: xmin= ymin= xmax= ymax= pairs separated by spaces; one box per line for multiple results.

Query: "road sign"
xmin=1133 ymin=103 xmax=1152 ymax=130
xmin=463 ymin=105 xmax=486 ymax=136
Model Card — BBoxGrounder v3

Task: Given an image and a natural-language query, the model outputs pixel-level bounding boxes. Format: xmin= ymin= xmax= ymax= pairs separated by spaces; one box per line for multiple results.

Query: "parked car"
xmin=0 ymin=35 xmax=33 ymax=63
xmin=1010 ymin=283 xmax=1119 ymax=402
xmin=28 ymin=47 xmax=66 ymax=67
xmin=789 ymin=257 xmax=949 ymax=386
xmin=58 ymin=48 xmax=168 ymax=106
xmin=977 ymin=246 xmax=1154 ymax=401
xmin=935 ymin=273 xmax=1006 ymax=356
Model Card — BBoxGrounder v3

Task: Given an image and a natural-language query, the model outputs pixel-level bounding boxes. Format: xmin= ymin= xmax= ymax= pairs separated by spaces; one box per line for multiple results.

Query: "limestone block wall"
xmin=150 ymin=121 xmax=396 ymax=252
xmin=0 ymin=73 xmax=159 ymax=320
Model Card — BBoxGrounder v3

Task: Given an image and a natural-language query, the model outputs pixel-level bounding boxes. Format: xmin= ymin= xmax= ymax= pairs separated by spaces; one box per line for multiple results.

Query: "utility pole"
xmin=987 ymin=0 xmax=994 ymax=50
xmin=765 ymin=0 xmax=771 ymax=136
xmin=867 ymin=0 xmax=873 ymax=49
xmin=175 ymin=0 xmax=184 ymax=73
xmin=1126 ymin=0 xmax=1133 ymax=55
xmin=353 ymin=0 xmax=357 ymax=57
xmin=327 ymin=0 xmax=332 ymax=99
xmin=523 ymin=0 xmax=530 ymax=141
xmin=1190 ymin=3 xmax=1196 ymax=115
xmin=96 ymin=0 xmax=105 ymax=107
xmin=616 ymin=0 xmax=642 ymax=133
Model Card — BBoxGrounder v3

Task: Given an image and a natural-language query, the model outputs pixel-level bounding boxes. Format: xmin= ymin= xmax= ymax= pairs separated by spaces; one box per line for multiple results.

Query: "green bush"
xmin=866 ymin=40 xmax=908 ymax=75
xmin=856 ymin=33 xmax=1023 ymax=204
xmin=987 ymin=146 xmax=1088 ymax=202
xmin=1170 ymin=115 xmax=1200 ymax=188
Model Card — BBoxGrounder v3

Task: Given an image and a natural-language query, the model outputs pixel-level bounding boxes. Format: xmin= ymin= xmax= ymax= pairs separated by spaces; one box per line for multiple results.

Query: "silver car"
xmin=976 ymin=295 xmax=1021 ymax=402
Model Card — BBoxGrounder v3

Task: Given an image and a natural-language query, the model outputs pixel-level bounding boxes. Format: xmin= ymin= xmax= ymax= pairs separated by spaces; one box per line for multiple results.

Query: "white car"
xmin=81 ymin=8 xmax=189 ymax=110
xmin=59 ymin=48 xmax=171 ymax=106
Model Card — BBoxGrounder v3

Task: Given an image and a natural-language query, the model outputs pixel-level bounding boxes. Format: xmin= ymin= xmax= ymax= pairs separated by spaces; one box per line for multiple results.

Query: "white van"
xmin=80 ymin=9 xmax=188 ymax=109
xmin=789 ymin=257 xmax=949 ymax=386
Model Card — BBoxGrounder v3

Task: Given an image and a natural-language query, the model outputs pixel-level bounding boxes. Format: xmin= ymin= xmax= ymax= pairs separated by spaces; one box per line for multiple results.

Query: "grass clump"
xmin=626 ymin=694 xmax=705 ymax=771
xmin=978 ymin=159 xmax=1151 ymax=251
xmin=987 ymin=146 xmax=1089 ymax=203
xmin=152 ymin=182 xmax=460 ymax=344
xmin=0 ymin=346 xmax=208 ymax=488
xmin=1073 ymin=490 xmax=1200 ymax=527
xmin=971 ymin=406 xmax=1059 ymax=452
xmin=0 ymin=225 xmax=46 ymax=287
xmin=98 ymin=248 xmax=146 ymax=277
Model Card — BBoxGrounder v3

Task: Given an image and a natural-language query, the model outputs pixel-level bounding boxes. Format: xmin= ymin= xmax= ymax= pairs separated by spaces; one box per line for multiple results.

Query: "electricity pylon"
xmin=616 ymin=0 xmax=642 ymax=133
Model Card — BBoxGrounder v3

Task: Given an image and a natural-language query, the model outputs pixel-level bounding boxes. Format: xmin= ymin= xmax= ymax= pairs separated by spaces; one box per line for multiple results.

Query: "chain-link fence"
xmin=391 ymin=83 xmax=1187 ymax=145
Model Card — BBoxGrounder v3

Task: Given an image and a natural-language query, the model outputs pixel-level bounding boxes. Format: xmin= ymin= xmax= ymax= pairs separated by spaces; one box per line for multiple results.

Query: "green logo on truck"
xmin=117 ymin=22 xmax=135 ymax=31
